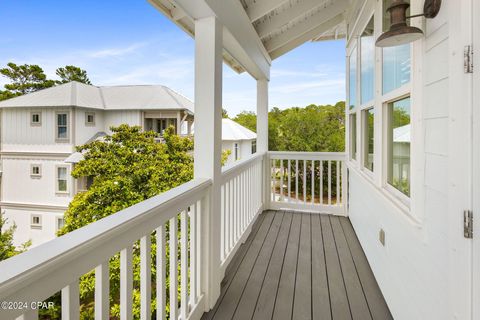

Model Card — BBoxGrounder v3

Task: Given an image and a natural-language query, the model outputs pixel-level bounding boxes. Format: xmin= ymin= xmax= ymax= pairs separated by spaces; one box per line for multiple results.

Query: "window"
xmin=30 ymin=164 xmax=42 ymax=177
xmin=56 ymin=112 xmax=69 ymax=141
xmin=159 ymin=118 xmax=177 ymax=135
xmin=85 ymin=112 xmax=95 ymax=125
xmin=349 ymin=47 xmax=357 ymax=109
xmin=31 ymin=112 xmax=41 ymax=126
xmin=383 ymin=44 xmax=410 ymax=94
xmin=350 ymin=114 xmax=357 ymax=160
xmin=56 ymin=217 xmax=65 ymax=230
xmin=387 ymin=97 xmax=411 ymax=196
xmin=251 ymin=140 xmax=257 ymax=154
xmin=363 ymin=108 xmax=374 ymax=171
xmin=234 ymin=143 xmax=239 ymax=160
xmin=31 ymin=214 xmax=42 ymax=229
xmin=56 ymin=166 xmax=68 ymax=193
xmin=361 ymin=17 xmax=375 ymax=104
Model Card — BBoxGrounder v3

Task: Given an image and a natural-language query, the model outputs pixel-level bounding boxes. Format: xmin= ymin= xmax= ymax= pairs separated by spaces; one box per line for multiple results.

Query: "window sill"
xmin=56 ymin=191 xmax=70 ymax=196
xmin=30 ymin=175 xmax=42 ymax=179
xmin=30 ymin=225 xmax=42 ymax=230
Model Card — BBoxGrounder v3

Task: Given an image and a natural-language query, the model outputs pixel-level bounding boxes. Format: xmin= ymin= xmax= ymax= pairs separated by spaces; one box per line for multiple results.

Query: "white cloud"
xmin=87 ymin=42 xmax=148 ymax=58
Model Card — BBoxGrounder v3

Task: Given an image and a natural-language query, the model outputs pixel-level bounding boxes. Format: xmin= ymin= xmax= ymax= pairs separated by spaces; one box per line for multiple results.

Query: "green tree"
xmin=233 ymin=111 xmax=257 ymax=132
xmin=56 ymin=65 xmax=91 ymax=85
xmin=0 ymin=63 xmax=55 ymax=100
xmin=222 ymin=108 xmax=229 ymax=118
xmin=0 ymin=216 xmax=30 ymax=261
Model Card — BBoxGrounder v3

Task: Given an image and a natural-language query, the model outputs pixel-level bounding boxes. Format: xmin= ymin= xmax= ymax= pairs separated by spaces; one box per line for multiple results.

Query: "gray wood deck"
xmin=202 ymin=210 xmax=392 ymax=320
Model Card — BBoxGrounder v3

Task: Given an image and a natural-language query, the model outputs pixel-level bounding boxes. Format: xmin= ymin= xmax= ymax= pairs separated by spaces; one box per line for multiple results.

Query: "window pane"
xmin=350 ymin=113 xmax=357 ymax=160
xmin=58 ymin=167 xmax=67 ymax=180
xmin=349 ymin=47 xmax=357 ymax=109
xmin=58 ymin=180 xmax=67 ymax=192
xmin=383 ymin=44 xmax=410 ymax=94
xmin=57 ymin=114 xmax=67 ymax=126
xmin=364 ymin=108 xmax=374 ymax=171
xmin=58 ymin=126 xmax=67 ymax=138
xmin=361 ymin=17 xmax=375 ymax=104
xmin=388 ymin=97 xmax=410 ymax=196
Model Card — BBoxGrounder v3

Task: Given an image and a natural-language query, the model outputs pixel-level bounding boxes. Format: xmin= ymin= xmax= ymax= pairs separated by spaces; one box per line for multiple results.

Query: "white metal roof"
xmin=150 ymin=0 xmax=349 ymax=75
xmin=393 ymin=124 xmax=410 ymax=143
xmin=192 ymin=118 xmax=257 ymax=141
xmin=0 ymin=81 xmax=194 ymax=113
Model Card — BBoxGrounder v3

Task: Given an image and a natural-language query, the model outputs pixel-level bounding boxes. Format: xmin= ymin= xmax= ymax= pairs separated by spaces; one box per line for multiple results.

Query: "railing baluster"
xmin=280 ymin=159 xmax=284 ymax=201
xmin=120 ymin=246 xmax=133 ymax=320
xmin=190 ymin=205 xmax=197 ymax=307
xmin=156 ymin=226 xmax=166 ymax=320
xmin=140 ymin=235 xmax=151 ymax=320
xmin=320 ymin=160 xmax=323 ymax=205
xmin=180 ymin=210 xmax=188 ymax=319
xmin=62 ymin=281 xmax=80 ymax=320
xmin=229 ymin=180 xmax=233 ymax=252
xmin=311 ymin=160 xmax=315 ymax=204
xmin=195 ymin=201 xmax=202 ymax=299
xmin=328 ymin=160 xmax=332 ymax=205
xmin=95 ymin=261 xmax=109 ymax=320
xmin=336 ymin=161 xmax=340 ymax=205
xmin=169 ymin=217 xmax=178 ymax=320
xmin=295 ymin=160 xmax=299 ymax=203
xmin=303 ymin=160 xmax=307 ymax=204
xmin=287 ymin=160 xmax=291 ymax=203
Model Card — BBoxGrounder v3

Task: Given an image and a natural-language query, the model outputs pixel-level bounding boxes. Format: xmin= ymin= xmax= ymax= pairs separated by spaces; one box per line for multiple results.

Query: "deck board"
xmin=203 ymin=211 xmax=392 ymax=320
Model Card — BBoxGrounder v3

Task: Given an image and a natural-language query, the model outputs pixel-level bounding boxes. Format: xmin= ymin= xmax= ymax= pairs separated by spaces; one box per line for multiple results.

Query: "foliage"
xmin=233 ymin=111 xmax=257 ymax=133
xmin=55 ymin=125 xmax=230 ymax=319
xmin=0 ymin=216 xmax=30 ymax=261
xmin=222 ymin=149 xmax=232 ymax=165
xmin=222 ymin=108 xmax=229 ymax=118
xmin=56 ymin=65 xmax=91 ymax=85
xmin=0 ymin=62 xmax=55 ymax=99
xmin=233 ymin=102 xmax=345 ymax=152
xmin=0 ymin=62 xmax=92 ymax=101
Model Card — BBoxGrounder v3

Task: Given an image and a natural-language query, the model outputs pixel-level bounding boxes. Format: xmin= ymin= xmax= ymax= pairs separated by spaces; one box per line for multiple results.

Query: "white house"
xmin=1 ymin=1 xmax=480 ymax=320
xmin=0 ymin=81 xmax=194 ymax=247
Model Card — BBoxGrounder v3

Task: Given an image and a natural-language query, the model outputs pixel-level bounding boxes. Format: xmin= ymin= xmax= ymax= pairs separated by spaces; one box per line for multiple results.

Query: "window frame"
xmin=31 ymin=214 xmax=42 ymax=229
xmin=30 ymin=111 xmax=42 ymax=126
xmin=56 ymin=165 xmax=69 ymax=194
xmin=382 ymin=94 xmax=412 ymax=206
xmin=55 ymin=111 xmax=70 ymax=142
xmin=361 ymin=107 xmax=375 ymax=176
xmin=85 ymin=112 xmax=96 ymax=126
xmin=56 ymin=216 xmax=65 ymax=231
xmin=30 ymin=164 xmax=42 ymax=178
xmin=251 ymin=140 xmax=257 ymax=154
xmin=349 ymin=113 xmax=358 ymax=161
xmin=234 ymin=143 xmax=239 ymax=160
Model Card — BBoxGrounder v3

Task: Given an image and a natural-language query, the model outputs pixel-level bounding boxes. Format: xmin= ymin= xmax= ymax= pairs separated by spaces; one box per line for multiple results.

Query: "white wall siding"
xmin=74 ymin=108 xmax=106 ymax=145
xmin=1 ymin=158 xmax=72 ymax=206
xmin=346 ymin=0 xmax=470 ymax=319
xmin=104 ymin=110 xmax=142 ymax=133
xmin=2 ymin=208 xmax=64 ymax=247
xmin=1 ymin=108 xmax=74 ymax=153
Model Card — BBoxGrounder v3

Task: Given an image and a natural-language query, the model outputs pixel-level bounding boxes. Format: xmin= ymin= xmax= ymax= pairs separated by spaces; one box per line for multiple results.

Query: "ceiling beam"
xmin=204 ymin=0 xmax=271 ymax=79
xmin=246 ymin=0 xmax=290 ymax=22
xmin=256 ymin=0 xmax=342 ymax=38
xmin=264 ymin=0 xmax=347 ymax=53
xmin=268 ymin=14 xmax=344 ymax=59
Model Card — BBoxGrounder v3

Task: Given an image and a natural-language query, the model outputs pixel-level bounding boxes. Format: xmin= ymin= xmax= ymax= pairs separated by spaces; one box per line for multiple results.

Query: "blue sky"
xmin=0 ymin=0 xmax=345 ymax=116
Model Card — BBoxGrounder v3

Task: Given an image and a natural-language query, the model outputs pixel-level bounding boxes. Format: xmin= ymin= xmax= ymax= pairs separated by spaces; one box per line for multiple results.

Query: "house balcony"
xmin=0 ymin=151 xmax=391 ymax=320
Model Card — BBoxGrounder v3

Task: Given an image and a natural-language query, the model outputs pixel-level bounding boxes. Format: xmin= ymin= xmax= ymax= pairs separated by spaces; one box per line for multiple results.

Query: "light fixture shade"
xmin=376 ymin=25 xmax=423 ymax=47
xmin=376 ymin=0 xmax=424 ymax=47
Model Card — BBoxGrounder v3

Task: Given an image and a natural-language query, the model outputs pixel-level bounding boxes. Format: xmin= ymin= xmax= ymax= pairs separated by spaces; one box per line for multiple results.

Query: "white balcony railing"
xmin=0 ymin=151 xmax=346 ymax=320
xmin=268 ymin=152 xmax=347 ymax=215
xmin=220 ymin=153 xmax=264 ymax=275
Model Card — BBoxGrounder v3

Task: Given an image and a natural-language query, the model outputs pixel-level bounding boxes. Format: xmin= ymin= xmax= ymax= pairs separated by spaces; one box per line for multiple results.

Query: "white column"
xmin=256 ymin=79 xmax=269 ymax=153
xmin=257 ymin=79 xmax=269 ymax=209
xmin=194 ymin=16 xmax=223 ymax=310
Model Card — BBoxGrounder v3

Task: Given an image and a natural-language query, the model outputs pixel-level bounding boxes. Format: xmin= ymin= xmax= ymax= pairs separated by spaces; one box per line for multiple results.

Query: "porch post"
xmin=257 ymin=79 xmax=270 ymax=209
xmin=194 ymin=16 xmax=223 ymax=310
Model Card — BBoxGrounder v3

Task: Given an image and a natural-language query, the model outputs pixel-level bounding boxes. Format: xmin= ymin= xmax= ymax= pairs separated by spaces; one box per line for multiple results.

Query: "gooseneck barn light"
xmin=376 ymin=0 xmax=442 ymax=47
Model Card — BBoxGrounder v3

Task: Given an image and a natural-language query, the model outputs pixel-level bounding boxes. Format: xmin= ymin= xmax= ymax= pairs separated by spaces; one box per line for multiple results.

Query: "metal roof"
xmin=0 ymin=81 xmax=194 ymax=113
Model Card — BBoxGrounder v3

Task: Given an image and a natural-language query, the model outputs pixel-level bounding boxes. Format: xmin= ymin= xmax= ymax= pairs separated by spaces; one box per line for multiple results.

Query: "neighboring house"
xmin=192 ymin=118 xmax=257 ymax=166
xmin=221 ymin=119 xmax=256 ymax=165
xmin=0 ymin=81 xmax=194 ymax=247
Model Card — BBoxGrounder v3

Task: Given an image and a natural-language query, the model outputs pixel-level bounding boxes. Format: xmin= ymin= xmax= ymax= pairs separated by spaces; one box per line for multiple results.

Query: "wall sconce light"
xmin=376 ymin=0 xmax=442 ymax=47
